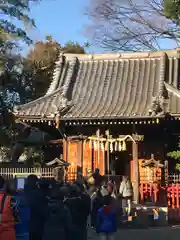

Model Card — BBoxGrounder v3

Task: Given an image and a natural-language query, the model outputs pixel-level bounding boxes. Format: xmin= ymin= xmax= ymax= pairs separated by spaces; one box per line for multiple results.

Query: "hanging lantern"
xmin=118 ymin=141 xmax=122 ymax=151
xmin=122 ymin=141 xmax=126 ymax=151
xmin=110 ymin=142 xmax=113 ymax=152
xmin=115 ymin=141 xmax=118 ymax=151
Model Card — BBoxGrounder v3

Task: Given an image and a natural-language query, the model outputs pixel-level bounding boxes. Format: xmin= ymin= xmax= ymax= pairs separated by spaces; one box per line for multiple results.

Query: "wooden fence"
xmin=0 ymin=167 xmax=77 ymax=182
xmin=168 ymin=174 xmax=180 ymax=183
xmin=0 ymin=167 xmax=54 ymax=179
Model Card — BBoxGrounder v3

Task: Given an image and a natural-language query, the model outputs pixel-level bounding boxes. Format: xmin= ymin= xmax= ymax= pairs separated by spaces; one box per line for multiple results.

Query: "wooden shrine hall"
xmin=13 ymin=48 xmax=180 ymax=203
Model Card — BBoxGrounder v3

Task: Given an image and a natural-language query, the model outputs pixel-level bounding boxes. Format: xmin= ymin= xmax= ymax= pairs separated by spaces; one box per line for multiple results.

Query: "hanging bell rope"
xmin=110 ymin=142 xmax=113 ymax=152
xmin=122 ymin=141 xmax=126 ymax=151
xmin=101 ymin=141 xmax=104 ymax=151
xmin=105 ymin=142 xmax=109 ymax=151
xmin=118 ymin=141 xmax=122 ymax=151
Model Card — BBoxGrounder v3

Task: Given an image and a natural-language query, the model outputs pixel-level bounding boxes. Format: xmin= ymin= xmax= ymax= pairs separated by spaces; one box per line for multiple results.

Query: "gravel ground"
xmin=88 ymin=226 xmax=180 ymax=240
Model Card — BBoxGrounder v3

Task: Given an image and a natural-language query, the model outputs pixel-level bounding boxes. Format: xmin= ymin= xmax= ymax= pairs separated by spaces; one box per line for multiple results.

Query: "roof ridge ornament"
xmin=51 ymin=93 xmax=71 ymax=116
xmin=148 ymin=94 xmax=168 ymax=116
xmin=46 ymin=52 xmax=65 ymax=95
xmin=148 ymin=52 xmax=168 ymax=117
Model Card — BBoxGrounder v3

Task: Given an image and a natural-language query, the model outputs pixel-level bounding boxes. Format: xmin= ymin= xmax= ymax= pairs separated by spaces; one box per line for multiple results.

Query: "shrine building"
xmin=13 ymin=49 xmax=180 ymax=202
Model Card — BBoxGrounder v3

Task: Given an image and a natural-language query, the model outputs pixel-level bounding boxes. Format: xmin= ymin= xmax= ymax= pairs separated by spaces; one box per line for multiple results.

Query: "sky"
xmin=22 ymin=0 xmax=177 ymax=54
xmin=28 ymin=0 xmax=93 ymax=52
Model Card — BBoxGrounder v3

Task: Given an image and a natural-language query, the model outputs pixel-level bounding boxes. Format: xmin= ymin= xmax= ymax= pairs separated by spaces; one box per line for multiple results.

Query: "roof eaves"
xmin=15 ymin=114 xmax=54 ymax=121
xmin=13 ymin=87 xmax=64 ymax=114
xmin=61 ymin=115 xmax=165 ymax=121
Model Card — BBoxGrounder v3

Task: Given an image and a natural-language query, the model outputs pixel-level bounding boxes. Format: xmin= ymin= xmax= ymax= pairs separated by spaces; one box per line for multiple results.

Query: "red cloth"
xmin=0 ymin=192 xmax=16 ymax=240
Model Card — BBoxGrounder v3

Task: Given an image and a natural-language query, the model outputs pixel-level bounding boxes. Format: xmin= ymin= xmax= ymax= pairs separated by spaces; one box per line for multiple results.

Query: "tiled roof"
xmin=14 ymin=49 xmax=180 ymax=120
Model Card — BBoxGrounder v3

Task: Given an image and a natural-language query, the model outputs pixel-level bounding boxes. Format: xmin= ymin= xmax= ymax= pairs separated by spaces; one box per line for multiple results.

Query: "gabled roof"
xmin=14 ymin=49 xmax=180 ymax=120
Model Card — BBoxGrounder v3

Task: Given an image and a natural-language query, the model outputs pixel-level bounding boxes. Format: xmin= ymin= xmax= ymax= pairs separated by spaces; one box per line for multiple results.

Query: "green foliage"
xmin=0 ymin=0 xmax=40 ymax=45
xmin=0 ymin=0 xmax=42 ymax=80
xmin=0 ymin=1 xmax=89 ymax=164
xmin=22 ymin=147 xmax=44 ymax=167
xmin=167 ymin=151 xmax=180 ymax=159
xmin=167 ymin=137 xmax=180 ymax=170
xmin=23 ymin=37 xmax=87 ymax=99
xmin=176 ymin=163 xmax=180 ymax=171
xmin=164 ymin=0 xmax=180 ymax=24
xmin=62 ymin=41 xmax=87 ymax=54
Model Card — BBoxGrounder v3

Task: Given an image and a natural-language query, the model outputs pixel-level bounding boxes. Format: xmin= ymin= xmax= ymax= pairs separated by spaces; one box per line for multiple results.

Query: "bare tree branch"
xmin=86 ymin=0 xmax=180 ymax=51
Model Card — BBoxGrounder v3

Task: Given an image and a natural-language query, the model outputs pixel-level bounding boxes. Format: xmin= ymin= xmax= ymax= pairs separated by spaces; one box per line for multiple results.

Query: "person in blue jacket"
xmin=15 ymin=189 xmax=30 ymax=240
xmin=96 ymin=194 xmax=118 ymax=240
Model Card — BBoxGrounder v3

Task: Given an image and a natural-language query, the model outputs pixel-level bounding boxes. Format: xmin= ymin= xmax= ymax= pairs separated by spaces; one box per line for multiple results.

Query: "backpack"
xmin=97 ymin=205 xmax=117 ymax=233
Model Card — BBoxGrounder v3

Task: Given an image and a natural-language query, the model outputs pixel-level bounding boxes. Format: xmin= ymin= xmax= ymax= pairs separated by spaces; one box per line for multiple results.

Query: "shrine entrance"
xmin=109 ymin=150 xmax=131 ymax=177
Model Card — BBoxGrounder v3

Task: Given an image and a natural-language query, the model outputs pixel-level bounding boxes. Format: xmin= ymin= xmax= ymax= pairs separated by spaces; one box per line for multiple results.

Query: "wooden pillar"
xmin=132 ymin=141 xmax=139 ymax=204
xmin=66 ymin=140 xmax=69 ymax=162
xmin=63 ymin=139 xmax=67 ymax=160
xmin=77 ymin=140 xmax=83 ymax=173
xmin=105 ymin=130 xmax=110 ymax=180
xmin=96 ymin=129 xmax=100 ymax=167
xmin=83 ymin=140 xmax=92 ymax=176
xmin=100 ymin=149 xmax=105 ymax=175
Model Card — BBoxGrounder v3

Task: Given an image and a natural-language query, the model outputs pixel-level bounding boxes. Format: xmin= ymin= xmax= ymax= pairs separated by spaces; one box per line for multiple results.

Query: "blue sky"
xmin=28 ymin=0 xmax=91 ymax=50
xmin=24 ymin=0 xmax=177 ymax=54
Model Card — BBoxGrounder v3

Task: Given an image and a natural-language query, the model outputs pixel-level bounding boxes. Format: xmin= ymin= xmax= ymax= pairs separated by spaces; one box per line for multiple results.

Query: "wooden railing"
xmin=0 ymin=167 xmax=77 ymax=183
xmin=0 ymin=167 xmax=54 ymax=179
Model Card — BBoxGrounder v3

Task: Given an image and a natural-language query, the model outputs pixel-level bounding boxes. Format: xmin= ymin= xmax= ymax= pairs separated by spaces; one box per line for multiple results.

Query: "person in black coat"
xmin=24 ymin=175 xmax=48 ymax=240
xmin=43 ymin=185 xmax=73 ymax=240
xmin=64 ymin=184 xmax=90 ymax=240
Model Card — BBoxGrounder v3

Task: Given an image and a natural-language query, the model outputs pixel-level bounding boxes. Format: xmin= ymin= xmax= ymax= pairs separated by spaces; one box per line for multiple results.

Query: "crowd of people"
xmin=0 ymin=168 xmax=133 ymax=240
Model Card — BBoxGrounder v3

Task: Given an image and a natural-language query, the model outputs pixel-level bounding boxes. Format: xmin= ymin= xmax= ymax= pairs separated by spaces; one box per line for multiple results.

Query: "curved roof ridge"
xmin=165 ymin=82 xmax=180 ymax=98
xmin=46 ymin=52 xmax=65 ymax=95
xmin=63 ymin=48 xmax=180 ymax=61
